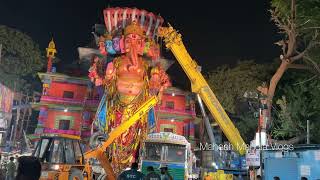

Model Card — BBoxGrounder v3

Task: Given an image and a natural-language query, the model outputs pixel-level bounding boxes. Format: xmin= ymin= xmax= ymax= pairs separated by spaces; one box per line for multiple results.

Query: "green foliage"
xmin=271 ymin=0 xmax=320 ymax=67
xmin=206 ymin=60 xmax=276 ymax=143
xmin=272 ymin=73 xmax=320 ymax=143
xmin=271 ymin=0 xmax=291 ymax=18
xmin=207 ymin=60 xmax=274 ymax=113
xmin=235 ymin=111 xmax=258 ymax=143
xmin=296 ymin=0 xmax=320 ymax=32
xmin=271 ymin=0 xmax=320 ymax=33
xmin=0 ymin=25 xmax=44 ymax=91
xmin=268 ymin=0 xmax=320 ymax=142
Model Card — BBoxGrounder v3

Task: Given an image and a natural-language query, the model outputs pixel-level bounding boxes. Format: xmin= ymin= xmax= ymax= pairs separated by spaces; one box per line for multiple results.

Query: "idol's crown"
xmin=124 ymin=21 xmax=144 ymax=37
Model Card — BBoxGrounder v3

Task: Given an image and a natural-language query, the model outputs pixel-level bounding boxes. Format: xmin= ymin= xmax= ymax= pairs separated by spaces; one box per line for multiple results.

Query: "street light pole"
xmin=259 ymin=107 xmax=263 ymax=180
xmin=307 ymin=120 xmax=310 ymax=144
xmin=258 ymin=94 xmax=268 ymax=180
xmin=244 ymin=91 xmax=263 ymax=179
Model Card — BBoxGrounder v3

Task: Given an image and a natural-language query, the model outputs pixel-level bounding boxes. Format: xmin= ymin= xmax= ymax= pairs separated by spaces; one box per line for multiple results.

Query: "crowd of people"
xmin=0 ymin=155 xmax=41 ymax=180
xmin=0 ymin=156 xmax=172 ymax=180
xmin=118 ymin=162 xmax=173 ymax=180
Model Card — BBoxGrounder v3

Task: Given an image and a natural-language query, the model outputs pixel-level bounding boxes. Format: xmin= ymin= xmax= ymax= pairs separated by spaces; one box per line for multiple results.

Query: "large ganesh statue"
xmin=83 ymin=7 xmax=172 ymax=173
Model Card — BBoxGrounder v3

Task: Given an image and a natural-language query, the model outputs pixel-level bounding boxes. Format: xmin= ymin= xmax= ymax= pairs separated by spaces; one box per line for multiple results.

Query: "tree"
xmin=272 ymin=73 xmax=320 ymax=143
xmin=0 ymin=25 xmax=44 ymax=91
xmin=258 ymin=0 xmax=320 ymax=131
xmin=233 ymin=111 xmax=259 ymax=143
xmin=207 ymin=60 xmax=274 ymax=142
xmin=207 ymin=60 xmax=274 ymax=113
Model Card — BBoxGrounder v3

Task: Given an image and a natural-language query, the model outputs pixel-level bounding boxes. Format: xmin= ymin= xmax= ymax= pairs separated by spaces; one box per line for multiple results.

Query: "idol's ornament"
xmin=89 ymin=7 xmax=171 ymax=173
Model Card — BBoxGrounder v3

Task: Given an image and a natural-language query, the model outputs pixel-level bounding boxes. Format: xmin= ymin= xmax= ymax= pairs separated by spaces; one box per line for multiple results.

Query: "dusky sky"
xmin=0 ymin=0 xmax=282 ymax=86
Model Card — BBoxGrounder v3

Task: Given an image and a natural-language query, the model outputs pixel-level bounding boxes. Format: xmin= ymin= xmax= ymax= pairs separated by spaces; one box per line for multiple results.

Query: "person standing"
xmin=117 ymin=162 xmax=145 ymax=180
xmin=0 ymin=154 xmax=3 ymax=179
xmin=144 ymin=166 xmax=160 ymax=180
xmin=203 ymin=172 xmax=211 ymax=180
xmin=15 ymin=156 xmax=41 ymax=180
xmin=5 ymin=157 xmax=15 ymax=180
xmin=14 ymin=156 xmax=18 ymax=177
xmin=159 ymin=166 xmax=173 ymax=180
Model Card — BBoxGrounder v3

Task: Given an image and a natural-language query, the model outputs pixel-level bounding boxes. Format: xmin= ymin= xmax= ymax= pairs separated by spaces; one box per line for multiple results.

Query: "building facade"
xmin=32 ymin=72 xmax=99 ymax=139
xmin=31 ymin=39 xmax=99 ymax=141
xmin=154 ymin=87 xmax=201 ymax=149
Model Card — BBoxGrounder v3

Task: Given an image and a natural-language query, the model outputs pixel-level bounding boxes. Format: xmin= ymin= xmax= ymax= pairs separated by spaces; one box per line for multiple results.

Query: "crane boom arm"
xmin=158 ymin=26 xmax=246 ymax=155
xmin=84 ymin=96 xmax=159 ymax=179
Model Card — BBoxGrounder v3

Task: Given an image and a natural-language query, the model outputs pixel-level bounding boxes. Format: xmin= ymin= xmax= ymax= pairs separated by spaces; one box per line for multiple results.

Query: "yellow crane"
xmin=157 ymin=25 xmax=246 ymax=156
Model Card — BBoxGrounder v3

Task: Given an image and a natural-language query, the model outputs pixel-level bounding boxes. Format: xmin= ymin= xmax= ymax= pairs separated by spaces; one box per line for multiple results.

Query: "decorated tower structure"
xmin=46 ymin=38 xmax=57 ymax=73
xmin=32 ymin=39 xmax=99 ymax=142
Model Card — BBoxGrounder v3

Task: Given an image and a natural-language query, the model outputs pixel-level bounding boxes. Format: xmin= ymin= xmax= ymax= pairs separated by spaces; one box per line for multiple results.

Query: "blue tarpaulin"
xmin=95 ymin=94 xmax=156 ymax=132
xmin=95 ymin=93 xmax=107 ymax=131
xmin=148 ymin=107 xmax=156 ymax=132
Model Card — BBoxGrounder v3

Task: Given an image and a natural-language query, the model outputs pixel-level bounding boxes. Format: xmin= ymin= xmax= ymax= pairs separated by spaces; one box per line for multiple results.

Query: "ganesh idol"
xmin=90 ymin=21 xmax=171 ymax=172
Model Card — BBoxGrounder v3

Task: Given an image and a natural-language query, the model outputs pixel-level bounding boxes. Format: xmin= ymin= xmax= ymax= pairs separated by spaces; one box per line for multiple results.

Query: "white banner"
xmin=246 ymin=149 xmax=260 ymax=167
xmin=300 ymin=165 xmax=310 ymax=176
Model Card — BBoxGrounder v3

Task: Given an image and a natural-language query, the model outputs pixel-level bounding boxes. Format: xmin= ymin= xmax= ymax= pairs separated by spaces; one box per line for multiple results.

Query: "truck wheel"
xmin=69 ymin=168 xmax=84 ymax=180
